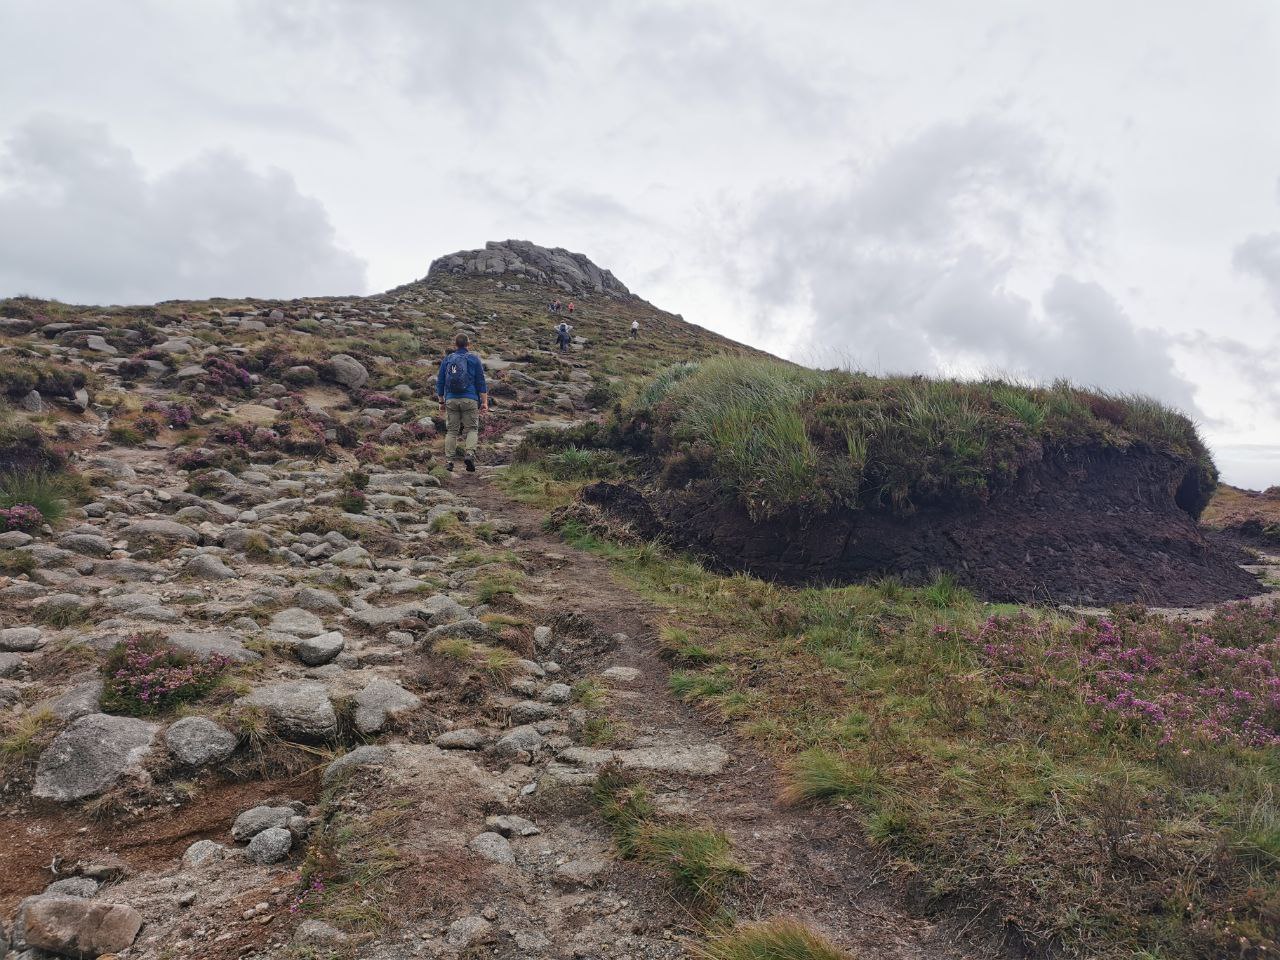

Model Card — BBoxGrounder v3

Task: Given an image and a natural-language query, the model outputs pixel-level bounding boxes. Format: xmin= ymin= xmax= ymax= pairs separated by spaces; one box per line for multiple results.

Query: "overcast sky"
xmin=2 ymin=1 xmax=1279 ymax=487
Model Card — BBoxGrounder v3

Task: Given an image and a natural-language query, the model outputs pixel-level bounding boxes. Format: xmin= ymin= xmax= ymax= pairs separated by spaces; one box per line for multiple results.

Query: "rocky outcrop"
xmin=426 ymin=240 xmax=631 ymax=299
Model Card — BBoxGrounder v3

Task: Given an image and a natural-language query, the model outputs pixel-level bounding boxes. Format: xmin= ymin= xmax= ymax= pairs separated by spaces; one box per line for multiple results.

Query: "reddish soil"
xmin=584 ymin=446 xmax=1263 ymax=606
xmin=0 ymin=773 xmax=318 ymax=916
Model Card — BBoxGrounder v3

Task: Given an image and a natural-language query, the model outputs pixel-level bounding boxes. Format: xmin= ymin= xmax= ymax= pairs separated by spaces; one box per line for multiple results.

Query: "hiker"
xmin=629 ymin=319 xmax=639 ymax=340
xmin=555 ymin=320 xmax=572 ymax=352
xmin=567 ymin=301 xmax=575 ymax=315
xmin=435 ymin=332 xmax=488 ymax=472
xmin=552 ymin=299 xmax=561 ymax=314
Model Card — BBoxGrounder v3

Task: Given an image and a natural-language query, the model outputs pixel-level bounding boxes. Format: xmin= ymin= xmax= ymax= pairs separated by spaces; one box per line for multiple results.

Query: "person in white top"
xmin=629 ymin=319 xmax=640 ymax=340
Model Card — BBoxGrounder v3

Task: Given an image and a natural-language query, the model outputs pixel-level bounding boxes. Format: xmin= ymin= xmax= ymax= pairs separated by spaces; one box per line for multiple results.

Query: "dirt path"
xmin=462 ymin=466 xmax=996 ymax=960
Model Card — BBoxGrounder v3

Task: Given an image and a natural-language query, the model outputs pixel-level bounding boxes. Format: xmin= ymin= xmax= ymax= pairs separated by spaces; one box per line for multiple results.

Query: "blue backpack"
xmin=445 ymin=351 xmax=473 ymax=394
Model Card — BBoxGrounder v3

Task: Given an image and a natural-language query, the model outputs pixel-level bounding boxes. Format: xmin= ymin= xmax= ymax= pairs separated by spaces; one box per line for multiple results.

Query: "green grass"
xmin=623 ymin=356 xmax=1217 ymax=519
xmin=697 ymin=919 xmax=855 ymax=960
xmin=592 ymin=765 xmax=747 ymax=903
xmin=0 ymin=709 xmax=55 ymax=772
xmin=0 ymin=468 xmax=87 ymax=523
xmin=551 ymin=514 xmax=1280 ymax=959
xmin=782 ymin=747 xmax=880 ymax=807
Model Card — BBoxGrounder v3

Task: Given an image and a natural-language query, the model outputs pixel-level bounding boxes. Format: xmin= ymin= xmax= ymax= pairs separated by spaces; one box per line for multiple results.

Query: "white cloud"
xmin=1233 ymin=231 xmax=1280 ymax=316
xmin=0 ymin=116 xmax=366 ymax=304
xmin=718 ymin=116 xmax=1198 ymax=411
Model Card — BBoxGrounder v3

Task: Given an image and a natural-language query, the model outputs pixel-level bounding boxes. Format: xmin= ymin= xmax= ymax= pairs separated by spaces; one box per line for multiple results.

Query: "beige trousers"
xmin=445 ymin=398 xmax=479 ymax=460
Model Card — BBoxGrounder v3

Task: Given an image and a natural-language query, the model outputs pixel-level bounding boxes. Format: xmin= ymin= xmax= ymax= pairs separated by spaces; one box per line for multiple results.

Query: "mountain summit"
xmin=426 ymin=239 xmax=631 ymax=299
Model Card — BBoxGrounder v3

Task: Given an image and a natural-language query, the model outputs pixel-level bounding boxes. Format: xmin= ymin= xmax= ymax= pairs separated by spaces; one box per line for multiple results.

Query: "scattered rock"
xmin=435 ymin=728 xmax=486 ymax=750
xmin=468 ymin=832 xmax=515 ymax=865
xmin=232 ymin=805 xmax=295 ymax=841
xmin=33 ymin=714 xmax=159 ymax=802
xmin=554 ymin=855 xmax=611 ymax=888
xmin=446 ymin=915 xmax=493 ymax=948
xmin=269 ymin=607 xmax=325 ymax=637
xmin=21 ymin=896 xmax=143 ymax=956
xmin=165 ymin=716 xmax=237 ymax=766
xmin=183 ymin=839 xmax=225 ymax=868
xmin=247 ymin=827 xmax=293 ymax=864
xmin=237 ymin=681 xmax=337 ymax=740
xmin=0 ymin=627 xmax=44 ymax=652
xmin=322 ymin=745 xmax=388 ymax=786
xmin=353 ymin=678 xmax=421 ymax=734
xmin=182 ymin=553 xmax=238 ymax=580
xmin=328 ymin=354 xmax=369 ymax=389
xmin=294 ymin=630 xmax=345 ymax=667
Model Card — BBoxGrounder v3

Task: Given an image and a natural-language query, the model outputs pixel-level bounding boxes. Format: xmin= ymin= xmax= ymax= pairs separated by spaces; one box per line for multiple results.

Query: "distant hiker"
xmin=555 ymin=321 xmax=572 ymax=352
xmin=435 ymin=333 xmax=488 ymax=473
xmin=552 ymin=299 xmax=561 ymax=314
xmin=629 ymin=319 xmax=639 ymax=340
xmin=567 ymin=301 xmax=575 ymax=315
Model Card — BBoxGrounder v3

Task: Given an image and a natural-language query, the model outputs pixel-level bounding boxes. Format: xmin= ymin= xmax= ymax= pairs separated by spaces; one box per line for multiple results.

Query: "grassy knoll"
xmin=618 ymin=356 xmax=1216 ymax=520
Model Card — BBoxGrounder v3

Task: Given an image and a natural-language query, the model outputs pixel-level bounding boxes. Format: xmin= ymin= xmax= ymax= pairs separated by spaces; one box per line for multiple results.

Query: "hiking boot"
xmin=464 ymin=457 xmax=476 ymax=472
xmin=445 ymin=461 xmax=454 ymax=472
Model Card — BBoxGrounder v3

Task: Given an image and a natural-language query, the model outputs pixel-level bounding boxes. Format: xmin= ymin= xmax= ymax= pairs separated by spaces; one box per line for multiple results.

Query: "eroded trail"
xmin=460 ymin=457 xmax=993 ymax=960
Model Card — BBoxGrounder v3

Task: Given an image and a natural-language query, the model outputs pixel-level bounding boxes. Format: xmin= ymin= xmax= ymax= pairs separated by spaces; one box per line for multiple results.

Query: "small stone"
xmin=182 ymin=554 xmax=238 ymax=580
xmin=540 ymin=682 xmax=572 ymax=704
xmin=165 ymin=716 xmax=237 ymax=766
xmin=445 ymin=915 xmax=492 ymax=948
xmin=554 ymin=855 xmax=611 ymax=888
xmin=435 ymin=728 xmax=486 ymax=750
xmin=44 ymin=877 xmax=99 ymax=898
xmin=509 ymin=700 xmax=557 ymax=724
xmin=467 ymin=832 xmax=515 ymax=865
xmin=269 ymin=607 xmax=325 ymax=637
xmin=232 ymin=805 xmax=295 ymax=841
xmin=294 ymin=630 xmax=344 ymax=667
xmin=494 ymin=725 xmax=543 ymax=758
xmin=247 ymin=827 xmax=293 ymax=864
xmin=353 ymin=678 xmax=420 ymax=734
xmin=328 ymin=354 xmax=369 ymax=389
xmin=321 ymin=745 xmax=388 ymax=786
xmin=182 ymin=839 xmax=225 ymax=868
xmin=484 ymin=814 xmax=540 ymax=838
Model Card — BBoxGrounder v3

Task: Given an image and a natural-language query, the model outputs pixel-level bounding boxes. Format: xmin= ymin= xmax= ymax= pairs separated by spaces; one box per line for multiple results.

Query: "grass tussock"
xmin=624 ymin=356 xmax=1216 ymax=519
xmin=697 ymin=919 xmax=856 ymax=960
xmin=0 ymin=468 xmax=90 ymax=523
xmin=593 ymin=764 xmax=747 ymax=904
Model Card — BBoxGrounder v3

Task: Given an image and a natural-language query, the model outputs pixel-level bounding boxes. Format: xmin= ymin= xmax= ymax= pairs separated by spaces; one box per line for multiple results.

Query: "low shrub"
xmin=0 ymin=503 xmax=44 ymax=532
xmin=102 ymin=633 xmax=231 ymax=715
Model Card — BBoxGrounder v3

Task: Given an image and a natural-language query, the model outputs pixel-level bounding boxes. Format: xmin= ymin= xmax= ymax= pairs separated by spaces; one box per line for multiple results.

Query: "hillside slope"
xmin=0 ymin=241 xmax=1274 ymax=960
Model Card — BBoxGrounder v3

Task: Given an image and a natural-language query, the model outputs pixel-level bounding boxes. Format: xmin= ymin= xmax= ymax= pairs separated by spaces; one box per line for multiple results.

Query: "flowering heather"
xmin=102 ymin=634 xmax=230 ymax=715
xmin=967 ymin=602 xmax=1280 ymax=747
xmin=202 ymin=356 xmax=253 ymax=394
xmin=0 ymin=503 xmax=43 ymax=532
xmin=361 ymin=392 xmax=400 ymax=408
xmin=143 ymin=400 xmax=194 ymax=429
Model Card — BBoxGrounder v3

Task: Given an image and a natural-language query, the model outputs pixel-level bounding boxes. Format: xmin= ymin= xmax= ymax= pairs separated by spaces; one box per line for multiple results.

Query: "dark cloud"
xmin=722 ymin=116 xmax=1198 ymax=412
xmin=0 ymin=116 xmax=366 ymax=304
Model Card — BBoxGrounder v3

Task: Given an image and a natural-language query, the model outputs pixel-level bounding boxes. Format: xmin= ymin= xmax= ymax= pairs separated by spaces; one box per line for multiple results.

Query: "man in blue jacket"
xmin=435 ymin=333 xmax=488 ymax=472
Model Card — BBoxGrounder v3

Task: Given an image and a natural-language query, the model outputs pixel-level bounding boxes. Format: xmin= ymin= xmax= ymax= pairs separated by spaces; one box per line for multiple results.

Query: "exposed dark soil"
xmin=584 ymin=446 xmax=1263 ymax=605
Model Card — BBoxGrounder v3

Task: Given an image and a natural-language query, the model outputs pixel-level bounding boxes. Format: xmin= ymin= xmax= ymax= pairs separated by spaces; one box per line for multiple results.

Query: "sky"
xmin=1 ymin=0 xmax=1279 ymax=487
